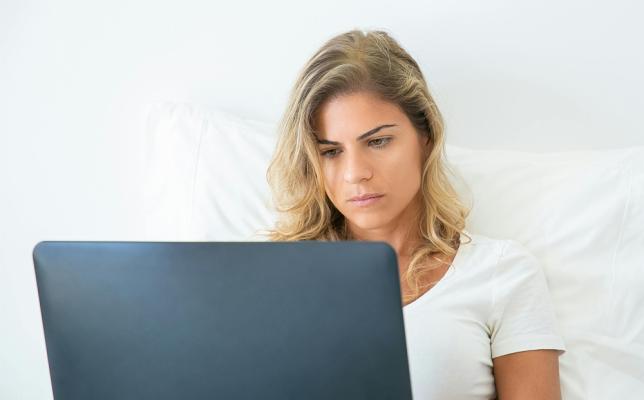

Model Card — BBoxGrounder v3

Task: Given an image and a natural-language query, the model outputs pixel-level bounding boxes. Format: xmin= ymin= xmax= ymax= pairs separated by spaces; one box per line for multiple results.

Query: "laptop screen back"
xmin=33 ymin=241 xmax=412 ymax=400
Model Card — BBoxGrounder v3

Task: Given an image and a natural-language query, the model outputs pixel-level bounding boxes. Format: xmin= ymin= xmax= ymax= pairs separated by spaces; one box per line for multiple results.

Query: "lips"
xmin=349 ymin=193 xmax=384 ymax=202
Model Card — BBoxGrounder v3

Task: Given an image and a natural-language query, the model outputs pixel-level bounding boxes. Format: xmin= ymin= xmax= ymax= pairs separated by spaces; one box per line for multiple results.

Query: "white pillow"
xmin=142 ymin=101 xmax=644 ymax=400
xmin=446 ymin=146 xmax=644 ymax=399
xmin=143 ymin=102 xmax=278 ymax=241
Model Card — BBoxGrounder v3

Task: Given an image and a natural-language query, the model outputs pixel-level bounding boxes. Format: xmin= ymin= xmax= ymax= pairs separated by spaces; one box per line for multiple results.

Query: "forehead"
xmin=314 ymin=92 xmax=407 ymax=139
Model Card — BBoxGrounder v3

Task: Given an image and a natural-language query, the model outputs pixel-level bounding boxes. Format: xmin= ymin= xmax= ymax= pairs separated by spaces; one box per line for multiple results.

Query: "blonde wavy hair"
xmin=261 ymin=29 xmax=471 ymax=303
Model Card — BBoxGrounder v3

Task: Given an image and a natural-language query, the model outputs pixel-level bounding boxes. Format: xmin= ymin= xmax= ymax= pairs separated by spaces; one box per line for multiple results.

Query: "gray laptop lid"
xmin=33 ymin=241 xmax=412 ymax=400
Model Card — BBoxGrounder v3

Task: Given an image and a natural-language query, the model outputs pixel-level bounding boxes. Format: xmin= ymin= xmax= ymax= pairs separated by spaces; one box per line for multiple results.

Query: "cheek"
xmin=321 ymin=164 xmax=340 ymax=202
xmin=383 ymin=150 xmax=423 ymax=192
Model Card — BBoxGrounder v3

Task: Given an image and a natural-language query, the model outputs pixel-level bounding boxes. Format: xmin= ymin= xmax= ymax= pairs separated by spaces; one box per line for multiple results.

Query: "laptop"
xmin=33 ymin=240 xmax=413 ymax=400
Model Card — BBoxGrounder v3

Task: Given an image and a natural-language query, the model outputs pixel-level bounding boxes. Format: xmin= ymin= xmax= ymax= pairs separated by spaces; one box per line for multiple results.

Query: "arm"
xmin=492 ymin=349 xmax=562 ymax=400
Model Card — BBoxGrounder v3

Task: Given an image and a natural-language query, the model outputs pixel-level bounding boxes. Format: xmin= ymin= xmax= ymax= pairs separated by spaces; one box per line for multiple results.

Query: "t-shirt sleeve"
xmin=487 ymin=240 xmax=566 ymax=358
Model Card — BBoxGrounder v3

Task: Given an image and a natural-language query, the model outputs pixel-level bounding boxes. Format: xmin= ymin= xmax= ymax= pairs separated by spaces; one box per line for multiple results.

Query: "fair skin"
xmin=314 ymin=90 xmax=562 ymax=400
xmin=314 ymin=90 xmax=438 ymax=286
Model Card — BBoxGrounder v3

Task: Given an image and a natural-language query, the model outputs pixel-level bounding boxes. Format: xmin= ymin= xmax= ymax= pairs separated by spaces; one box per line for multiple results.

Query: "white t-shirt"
xmin=402 ymin=230 xmax=566 ymax=399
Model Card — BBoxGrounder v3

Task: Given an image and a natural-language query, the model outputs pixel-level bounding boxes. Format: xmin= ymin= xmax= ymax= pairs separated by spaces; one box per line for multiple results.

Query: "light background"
xmin=1 ymin=0 xmax=642 ymax=398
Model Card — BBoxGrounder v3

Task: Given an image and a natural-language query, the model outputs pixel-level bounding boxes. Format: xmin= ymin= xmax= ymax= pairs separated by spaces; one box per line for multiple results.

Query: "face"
xmin=313 ymin=91 xmax=430 ymax=235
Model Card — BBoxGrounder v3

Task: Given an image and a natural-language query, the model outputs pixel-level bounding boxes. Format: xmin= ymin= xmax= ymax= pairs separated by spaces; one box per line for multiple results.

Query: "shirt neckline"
xmin=402 ymin=230 xmax=473 ymax=312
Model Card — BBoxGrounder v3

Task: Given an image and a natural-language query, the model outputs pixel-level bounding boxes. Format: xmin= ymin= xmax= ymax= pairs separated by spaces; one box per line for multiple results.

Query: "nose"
xmin=343 ymin=150 xmax=373 ymax=183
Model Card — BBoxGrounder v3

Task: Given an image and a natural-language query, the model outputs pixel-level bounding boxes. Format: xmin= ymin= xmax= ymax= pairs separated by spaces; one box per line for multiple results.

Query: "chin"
xmin=347 ymin=214 xmax=390 ymax=231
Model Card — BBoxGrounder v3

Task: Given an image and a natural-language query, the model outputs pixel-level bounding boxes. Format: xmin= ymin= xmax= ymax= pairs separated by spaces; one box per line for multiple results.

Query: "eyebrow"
xmin=315 ymin=124 xmax=397 ymax=145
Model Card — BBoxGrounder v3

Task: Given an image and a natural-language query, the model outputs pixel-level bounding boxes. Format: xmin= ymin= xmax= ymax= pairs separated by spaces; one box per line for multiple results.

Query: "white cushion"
xmin=142 ymin=101 xmax=644 ymax=399
xmin=446 ymin=146 xmax=644 ymax=399
xmin=143 ymin=102 xmax=278 ymax=241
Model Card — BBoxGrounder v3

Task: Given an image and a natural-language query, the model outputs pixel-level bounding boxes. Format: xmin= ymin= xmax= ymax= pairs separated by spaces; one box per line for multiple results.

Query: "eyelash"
xmin=320 ymin=137 xmax=392 ymax=159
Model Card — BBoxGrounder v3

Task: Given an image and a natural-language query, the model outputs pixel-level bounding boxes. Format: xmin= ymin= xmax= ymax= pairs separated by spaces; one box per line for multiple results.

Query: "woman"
xmin=264 ymin=29 xmax=566 ymax=399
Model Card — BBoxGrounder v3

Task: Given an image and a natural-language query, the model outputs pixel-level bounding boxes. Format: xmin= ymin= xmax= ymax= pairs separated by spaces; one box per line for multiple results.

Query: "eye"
xmin=369 ymin=137 xmax=392 ymax=148
xmin=320 ymin=137 xmax=392 ymax=159
xmin=320 ymin=148 xmax=341 ymax=159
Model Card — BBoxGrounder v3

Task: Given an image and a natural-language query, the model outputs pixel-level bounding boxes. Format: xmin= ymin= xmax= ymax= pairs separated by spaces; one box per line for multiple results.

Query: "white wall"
xmin=1 ymin=0 xmax=642 ymax=398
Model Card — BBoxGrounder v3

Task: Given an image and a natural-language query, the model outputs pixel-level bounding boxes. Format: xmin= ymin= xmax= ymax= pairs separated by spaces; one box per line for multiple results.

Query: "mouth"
xmin=348 ymin=193 xmax=385 ymax=207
